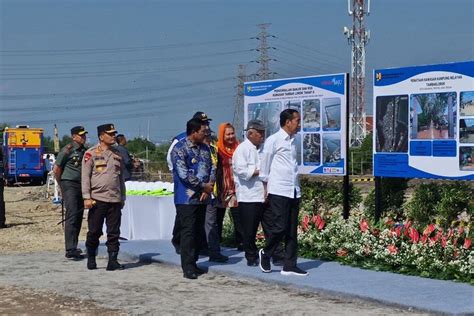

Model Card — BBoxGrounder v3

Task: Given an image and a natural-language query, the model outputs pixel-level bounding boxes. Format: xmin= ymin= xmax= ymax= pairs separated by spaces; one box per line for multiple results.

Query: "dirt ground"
xmin=0 ymin=185 xmax=427 ymax=315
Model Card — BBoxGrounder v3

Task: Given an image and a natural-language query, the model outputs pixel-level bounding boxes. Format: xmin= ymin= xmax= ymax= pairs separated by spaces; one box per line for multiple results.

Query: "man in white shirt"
xmin=232 ymin=120 xmax=266 ymax=266
xmin=258 ymin=109 xmax=308 ymax=276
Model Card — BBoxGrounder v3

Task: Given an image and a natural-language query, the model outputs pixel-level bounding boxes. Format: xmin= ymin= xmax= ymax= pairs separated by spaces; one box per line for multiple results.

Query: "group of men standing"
xmin=53 ymin=124 xmax=132 ymax=271
xmin=170 ymin=109 xmax=308 ymax=279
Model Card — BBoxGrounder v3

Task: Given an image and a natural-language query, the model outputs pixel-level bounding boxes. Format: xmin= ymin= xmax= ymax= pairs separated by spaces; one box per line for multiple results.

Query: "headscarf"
xmin=217 ymin=122 xmax=239 ymax=159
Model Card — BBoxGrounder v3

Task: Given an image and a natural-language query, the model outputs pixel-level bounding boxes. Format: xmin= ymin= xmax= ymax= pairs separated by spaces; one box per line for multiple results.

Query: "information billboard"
xmin=244 ymin=74 xmax=348 ymax=176
xmin=373 ymin=61 xmax=474 ymax=180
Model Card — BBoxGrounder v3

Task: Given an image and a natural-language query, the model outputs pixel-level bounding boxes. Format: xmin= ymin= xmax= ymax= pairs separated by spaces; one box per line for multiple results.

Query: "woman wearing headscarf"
xmin=216 ymin=122 xmax=243 ymax=250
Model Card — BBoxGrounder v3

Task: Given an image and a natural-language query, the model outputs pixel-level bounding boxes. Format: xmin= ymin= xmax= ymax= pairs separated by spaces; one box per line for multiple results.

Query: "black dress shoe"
xmin=65 ymin=249 xmax=84 ymax=260
xmin=209 ymin=253 xmax=229 ymax=263
xmin=194 ymin=266 xmax=207 ymax=275
xmin=183 ymin=271 xmax=198 ymax=279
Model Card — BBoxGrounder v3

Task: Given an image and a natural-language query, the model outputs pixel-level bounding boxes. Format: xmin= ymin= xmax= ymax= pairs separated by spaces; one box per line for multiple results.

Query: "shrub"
xmin=406 ymin=181 xmax=474 ymax=230
xmin=363 ymin=177 xmax=408 ymax=221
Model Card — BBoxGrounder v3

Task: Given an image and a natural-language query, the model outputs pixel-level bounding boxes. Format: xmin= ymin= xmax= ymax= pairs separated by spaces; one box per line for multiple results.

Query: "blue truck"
xmin=2 ymin=126 xmax=48 ymax=185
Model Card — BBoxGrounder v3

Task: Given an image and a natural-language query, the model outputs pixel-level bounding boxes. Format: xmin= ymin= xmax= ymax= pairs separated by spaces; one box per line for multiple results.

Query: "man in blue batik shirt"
xmin=171 ymin=118 xmax=215 ymax=279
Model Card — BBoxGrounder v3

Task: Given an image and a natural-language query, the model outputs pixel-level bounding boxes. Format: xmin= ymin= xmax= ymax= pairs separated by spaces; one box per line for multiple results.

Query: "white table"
xmin=103 ymin=195 xmax=176 ymax=240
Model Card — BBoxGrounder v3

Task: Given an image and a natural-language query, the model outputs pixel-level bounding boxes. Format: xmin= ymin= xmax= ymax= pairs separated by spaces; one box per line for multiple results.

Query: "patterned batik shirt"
xmin=171 ymin=137 xmax=215 ymax=205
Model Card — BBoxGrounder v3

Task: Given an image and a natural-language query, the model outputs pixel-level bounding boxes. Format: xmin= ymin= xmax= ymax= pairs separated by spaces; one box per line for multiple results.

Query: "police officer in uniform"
xmin=82 ymin=123 xmax=126 ymax=271
xmin=53 ymin=126 xmax=88 ymax=259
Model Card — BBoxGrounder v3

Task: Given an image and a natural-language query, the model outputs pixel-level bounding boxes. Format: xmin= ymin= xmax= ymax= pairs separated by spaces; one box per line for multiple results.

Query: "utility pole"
xmin=343 ymin=0 xmax=370 ymax=147
xmin=254 ymin=23 xmax=276 ymax=80
xmin=234 ymin=64 xmax=246 ymax=140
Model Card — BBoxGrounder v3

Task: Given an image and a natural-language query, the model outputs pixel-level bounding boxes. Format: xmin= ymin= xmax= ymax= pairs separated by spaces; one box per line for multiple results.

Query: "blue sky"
xmin=1 ymin=0 xmax=473 ymax=142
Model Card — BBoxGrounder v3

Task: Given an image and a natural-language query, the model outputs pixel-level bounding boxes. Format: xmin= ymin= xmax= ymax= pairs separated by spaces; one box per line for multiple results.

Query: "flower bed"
xmin=297 ymin=210 xmax=473 ymax=284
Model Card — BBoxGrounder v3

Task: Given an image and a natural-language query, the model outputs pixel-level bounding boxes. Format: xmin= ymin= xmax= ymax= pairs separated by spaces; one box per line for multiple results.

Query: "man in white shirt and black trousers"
xmin=258 ymin=109 xmax=308 ymax=276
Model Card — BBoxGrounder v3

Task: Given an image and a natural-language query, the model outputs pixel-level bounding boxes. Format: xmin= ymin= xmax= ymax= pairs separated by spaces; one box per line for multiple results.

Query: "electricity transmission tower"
xmin=253 ymin=23 xmax=276 ymax=80
xmin=233 ymin=64 xmax=246 ymax=139
xmin=343 ymin=0 xmax=370 ymax=147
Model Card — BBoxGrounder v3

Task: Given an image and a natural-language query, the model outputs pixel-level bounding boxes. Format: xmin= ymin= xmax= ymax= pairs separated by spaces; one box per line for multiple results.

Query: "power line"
xmin=0 ymin=49 xmax=251 ymax=70
xmin=0 ymin=38 xmax=250 ymax=56
xmin=9 ymin=93 xmax=234 ymax=125
xmin=0 ymin=62 xmax=239 ymax=80
xmin=0 ymin=77 xmax=234 ymax=101
xmin=275 ymin=37 xmax=348 ymax=68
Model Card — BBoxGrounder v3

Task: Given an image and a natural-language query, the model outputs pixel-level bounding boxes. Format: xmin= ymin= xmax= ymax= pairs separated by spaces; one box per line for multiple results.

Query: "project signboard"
xmin=244 ymin=74 xmax=348 ymax=176
xmin=373 ymin=61 xmax=474 ymax=180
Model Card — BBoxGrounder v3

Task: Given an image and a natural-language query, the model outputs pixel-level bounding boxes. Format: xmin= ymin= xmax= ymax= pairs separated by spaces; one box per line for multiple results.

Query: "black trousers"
xmin=176 ymin=204 xmax=206 ymax=273
xmin=239 ymin=202 xmax=284 ymax=262
xmin=239 ymin=202 xmax=263 ymax=261
xmin=171 ymin=210 xmax=180 ymax=248
xmin=205 ymin=201 xmax=221 ymax=255
xmin=217 ymin=206 xmax=243 ymax=246
xmin=61 ymin=180 xmax=84 ymax=252
xmin=263 ymin=193 xmax=300 ymax=269
xmin=85 ymin=201 xmax=122 ymax=253
xmin=0 ymin=179 xmax=5 ymax=227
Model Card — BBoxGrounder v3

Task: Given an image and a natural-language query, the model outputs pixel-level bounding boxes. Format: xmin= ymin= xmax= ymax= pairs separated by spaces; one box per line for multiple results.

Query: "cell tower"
xmin=233 ymin=64 xmax=246 ymax=140
xmin=343 ymin=0 xmax=370 ymax=147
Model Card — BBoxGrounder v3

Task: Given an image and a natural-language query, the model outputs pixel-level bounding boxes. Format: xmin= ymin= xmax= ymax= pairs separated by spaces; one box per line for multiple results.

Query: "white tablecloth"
xmin=103 ymin=195 xmax=176 ymax=240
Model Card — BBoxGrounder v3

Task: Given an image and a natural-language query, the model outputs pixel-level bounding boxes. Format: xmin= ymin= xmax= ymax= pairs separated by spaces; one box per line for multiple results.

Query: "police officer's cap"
xmin=192 ymin=111 xmax=212 ymax=122
xmin=97 ymin=123 xmax=117 ymax=135
xmin=71 ymin=126 xmax=87 ymax=136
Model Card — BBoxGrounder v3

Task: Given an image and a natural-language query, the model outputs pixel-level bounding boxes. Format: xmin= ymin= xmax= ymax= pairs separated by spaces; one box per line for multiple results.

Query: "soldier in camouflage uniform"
xmin=82 ymin=123 xmax=126 ymax=271
xmin=53 ymin=126 xmax=88 ymax=259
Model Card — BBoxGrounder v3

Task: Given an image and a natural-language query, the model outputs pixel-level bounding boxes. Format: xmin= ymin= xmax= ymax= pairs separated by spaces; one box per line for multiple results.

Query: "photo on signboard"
xmin=410 ymin=92 xmax=457 ymax=140
xmin=375 ymin=95 xmax=409 ymax=152
xmin=303 ymin=133 xmax=321 ymax=165
xmin=295 ymin=133 xmax=302 ymax=165
xmin=460 ymin=91 xmax=474 ymax=116
xmin=284 ymin=100 xmax=301 ymax=111
xmin=247 ymin=101 xmax=282 ymax=138
xmin=459 ymin=146 xmax=474 ymax=171
xmin=322 ymin=98 xmax=341 ymax=131
xmin=322 ymin=133 xmax=341 ymax=164
xmin=460 ymin=118 xmax=474 ymax=143
xmin=302 ymin=99 xmax=321 ymax=132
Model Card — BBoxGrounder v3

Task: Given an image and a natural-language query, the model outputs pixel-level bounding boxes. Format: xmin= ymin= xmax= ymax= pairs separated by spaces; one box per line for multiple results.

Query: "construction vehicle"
xmin=2 ymin=125 xmax=47 ymax=185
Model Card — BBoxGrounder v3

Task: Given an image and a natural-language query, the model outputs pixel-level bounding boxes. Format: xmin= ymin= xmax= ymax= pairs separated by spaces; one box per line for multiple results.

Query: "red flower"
xmin=359 ymin=219 xmax=369 ymax=233
xmin=408 ymin=227 xmax=420 ymax=244
xmin=441 ymin=236 xmax=447 ymax=248
xmin=385 ymin=218 xmax=395 ymax=226
xmin=301 ymin=215 xmax=310 ymax=232
xmin=336 ymin=248 xmax=348 ymax=257
xmin=447 ymin=228 xmax=454 ymax=238
xmin=387 ymin=244 xmax=398 ymax=255
xmin=395 ymin=226 xmax=403 ymax=238
xmin=317 ymin=219 xmax=325 ymax=231
xmin=423 ymin=223 xmax=436 ymax=236
xmin=463 ymin=238 xmax=471 ymax=250
xmin=421 ymin=235 xmax=428 ymax=244
xmin=403 ymin=221 xmax=412 ymax=237
xmin=372 ymin=228 xmax=380 ymax=237
xmin=312 ymin=214 xmax=326 ymax=231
